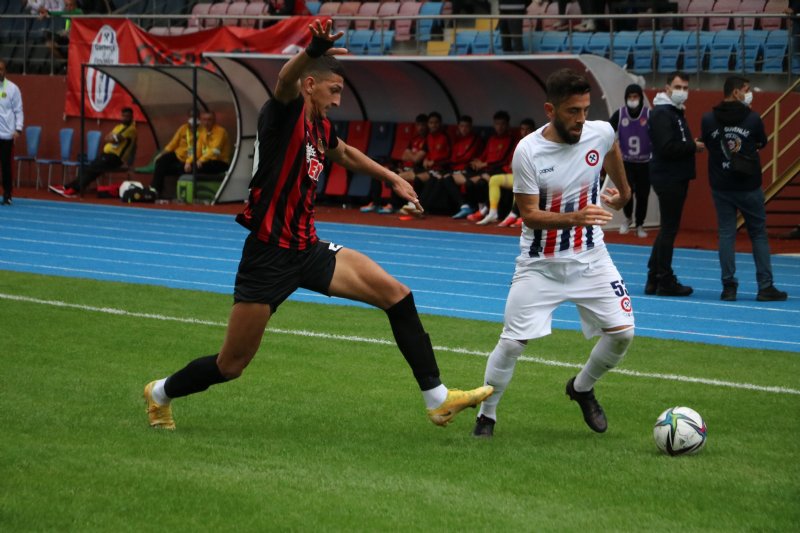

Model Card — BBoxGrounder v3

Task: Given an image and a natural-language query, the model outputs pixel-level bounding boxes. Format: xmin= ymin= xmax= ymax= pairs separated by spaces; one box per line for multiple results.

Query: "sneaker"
xmin=452 ymin=205 xmax=474 ymax=219
xmin=427 ymin=385 xmax=494 ymax=427
xmin=619 ymin=218 xmax=632 ymax=235
xmin=636 ymin=226 xmax=648 ymax=238
xmin=644 ymin=274 xmax=657 ymax=295
xmin=377 ymin=204 xmax=394 ymax=214
xmin=1 ymin=196 xmax=11 ymax=205
xmin=48 ymin=185 xmax=77 ymax=198
xmin=466 ymin=210 xmax=486 ymax=222
xmin=143 ymin=381 xmax=175 ymax=430
xmin=565 ymin=377 xmax=607 ymax=433
xmin=497 ymin=214 xmax=518 ymax=227
xmin=359 ymin=202 xmax=378 ymax=213
xmin=656 ymin=276 xmax=693 ymax=297
xmin=511 ymin=217 xmax=523 ymax=228
xmin=720 ymin=283 xmax=738 ymax=301
xmin=472 ymin=414 xmax=496 ymax=438
xmin=757 ymin=285 xmax=788 ymax=302
xmin=476 ymin=212 xmax=498 ymax=226
xmin=399 ymin=202 xmax=423 ymax=217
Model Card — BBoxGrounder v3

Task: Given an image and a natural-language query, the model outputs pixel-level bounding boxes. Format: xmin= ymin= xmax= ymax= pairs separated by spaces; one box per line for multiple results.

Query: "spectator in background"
xmin=609 ymin=84 xmax=652 ymax=238
xmin=266 ymin=0 xmax=309 ymax=17
xmin=195 ymin=111 xmax=232 ymax=176
xmin=148 ymin=109 xmax=199 ymax=198
xmin=788 ymin=1 xmax=800 ymax=72
xmin=399 ymin=111 xmax=451 ymax=217
xmin=39 ymin=0 xmax=83 ymax=61
xmin=459 ymin=110 xmax=514 ymax=221
xmin=49 ymin=106 xmax=136 ymax=198
xmin=0 ymin=59 xmax=24 ymax=206
xmin=475 ymin=118 xmax=536 ymax=226
xmin=646 ymin=71 xmax=703 ymax=297
xmin=24 ymin=0 xmax=63 ymax=15
xmin=498 ymin=0 xmax=530 ymax=53
xmin=701 ymin=76 xmax=787 ymax=302
xmin=443 ymin=115 xmax=484 ymax=216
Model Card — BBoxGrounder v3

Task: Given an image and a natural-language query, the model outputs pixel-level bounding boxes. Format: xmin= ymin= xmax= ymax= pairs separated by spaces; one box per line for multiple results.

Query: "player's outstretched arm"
xmin=517 ymin=193 xmax=612 ymax=229
xmin=600 ymin=142 xmax=631 ymax=210
xmin=274 ymin=19 xmax=347 ymax=104
xmin=329 ymin=139 xmax=422 ymax=210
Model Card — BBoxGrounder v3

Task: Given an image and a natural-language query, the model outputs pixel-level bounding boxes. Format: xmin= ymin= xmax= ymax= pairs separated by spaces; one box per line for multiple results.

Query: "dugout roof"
xmin=91 ymin=55 xmax=634 ymax=203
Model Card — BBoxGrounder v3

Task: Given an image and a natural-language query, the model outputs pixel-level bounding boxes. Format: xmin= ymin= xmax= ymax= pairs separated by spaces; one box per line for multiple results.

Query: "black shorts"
xmin=233 ymin=234 xmax=343 ymax=312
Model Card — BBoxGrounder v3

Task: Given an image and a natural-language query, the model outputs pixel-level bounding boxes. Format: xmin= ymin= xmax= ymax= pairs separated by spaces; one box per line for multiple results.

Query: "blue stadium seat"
xmin=563 ymin=32 xmax=592 ymax=54
xmin=471 ymin=30 xmax=496 ymax=54
xmin=632 ymin=31 xmax=663 ymax=73
xmin=682 ymin=31 xmax=714 ymax=72
xmin=708 ymin=30 xmax=741 ymax=72
xmin=657 ymin=31 xmax=691 ymax=72
xmin=306 ymin=1 xmax=322 ymax=15
xmin=450 ymin=30 xmax=477 ymax=55
xmin=348 ymin=29 xmax=374 ymax=55
xmin=762 ymin=30 xmax=788 ymax=73
xmin=348 ymin=122 xmax=395 ymax=197
xmin=539 ymin=31 xmax=567 ymax=53
xmin=585 ymin=32 xmax=610 ymax=58
xmin=525 ymin=31 xmax=546 ymax=53
xmin=610 ymin=31 xmax=640 ymax=68
xmin=367 ymin=30 xmax=394 ymax=55
xmin=735 ymin=30 xmax=769 ymax=72
xmin=417 ymin=2 xmax=443 ymax=43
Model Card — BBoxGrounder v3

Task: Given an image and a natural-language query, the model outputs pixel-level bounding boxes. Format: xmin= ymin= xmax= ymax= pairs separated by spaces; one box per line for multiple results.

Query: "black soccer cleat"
xmin=472 ymin=414 xmax=496 ymax=438
xmin=565 ymin=377 xmax=607 ymax=433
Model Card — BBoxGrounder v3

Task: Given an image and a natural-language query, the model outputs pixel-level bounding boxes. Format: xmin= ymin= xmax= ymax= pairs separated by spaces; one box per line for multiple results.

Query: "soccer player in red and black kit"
xmin=143 ymin=20 xmax=492 ymax=431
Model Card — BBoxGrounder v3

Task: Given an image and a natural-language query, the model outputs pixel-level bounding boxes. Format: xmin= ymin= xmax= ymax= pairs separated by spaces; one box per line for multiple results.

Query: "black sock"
xmin=164 ymin=354 xmax=229 ymax=399
xmin=385 ymin=293 xmax=442 ymax=391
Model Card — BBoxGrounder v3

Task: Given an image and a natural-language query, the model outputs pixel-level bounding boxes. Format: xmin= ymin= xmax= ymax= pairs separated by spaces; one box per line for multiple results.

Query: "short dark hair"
xmin=428 ymin=111 xmax=442 ymax=122
xmin=520 ymin=118 xmax=536 ymax=129
xmin=666 ymin=71 xmax=689 ymax=85
xmin=459 ymin=115 xmax=473 ymax=124
xmin=493 ymin=110 xmax=510 ymax=122
xmin=302 ymin=55 xmax=345 ymax=80
xmin=415 ymin=113 xmax=428 ymax=123
xmin=724 ymin=76 xmax=749 ymax=97
xmin=121 ymin=107 xmax=133 ymax=115
xmin=545 ymin=69 xmax=591 ymax=107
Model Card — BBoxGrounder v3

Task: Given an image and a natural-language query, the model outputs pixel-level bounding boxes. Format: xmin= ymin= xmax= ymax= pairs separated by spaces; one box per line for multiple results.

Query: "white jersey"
xmin=512 ymin=120 xmax=615 ymax=262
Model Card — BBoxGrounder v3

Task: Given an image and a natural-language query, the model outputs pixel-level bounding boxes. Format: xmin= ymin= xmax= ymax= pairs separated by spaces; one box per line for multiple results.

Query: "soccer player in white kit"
xmin=473 ymin=69 xmax=634 ymax=438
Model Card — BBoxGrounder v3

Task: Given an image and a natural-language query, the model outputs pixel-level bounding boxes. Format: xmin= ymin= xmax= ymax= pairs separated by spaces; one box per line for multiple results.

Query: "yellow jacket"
xmin=164 ymin=123 xmax=198 ymax=163
xmin=103 ymin=122 xmax=137 ymax=162
xmin=196 ymin=124 xmax=231 ymax=165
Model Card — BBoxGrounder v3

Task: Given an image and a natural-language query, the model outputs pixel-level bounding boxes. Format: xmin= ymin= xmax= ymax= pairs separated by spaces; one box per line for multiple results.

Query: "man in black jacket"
xmin=645 ymin=71 xmax=704 ymax=297
xmin=700 ymin=77 xmax=788 ymax=302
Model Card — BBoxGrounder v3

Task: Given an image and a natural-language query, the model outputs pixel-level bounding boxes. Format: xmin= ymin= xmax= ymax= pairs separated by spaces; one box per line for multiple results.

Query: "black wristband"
xmin=305 ymin=34 xmax=333 ymax=59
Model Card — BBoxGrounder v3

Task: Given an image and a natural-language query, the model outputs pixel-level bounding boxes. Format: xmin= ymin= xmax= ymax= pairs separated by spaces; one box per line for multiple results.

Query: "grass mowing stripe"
xmin=2 ymin=291 xmax=798 ymax=396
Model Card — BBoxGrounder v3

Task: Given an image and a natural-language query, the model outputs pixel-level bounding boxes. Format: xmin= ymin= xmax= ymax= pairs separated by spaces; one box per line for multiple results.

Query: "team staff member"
xmin=194 ymin=110 xmax=232 ymax=175
xmin=645 ymin=71 xmax=704 ymax=297
xmin=473 ymin=69 xmax=633 ymax=438
xmin=49 ymin=106 xmax=136 ymax=198
xmin=0 ymin=59 xmax=23 ymax=206
xmin=149 ymin=109 xmax=199 ymax=197
xmin=143 ymin=20 xmax=492 ymax=431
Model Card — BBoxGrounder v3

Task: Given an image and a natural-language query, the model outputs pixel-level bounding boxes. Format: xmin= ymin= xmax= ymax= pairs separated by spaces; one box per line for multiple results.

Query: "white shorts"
xmin=501 ymin=248 xmax=635 ymax=341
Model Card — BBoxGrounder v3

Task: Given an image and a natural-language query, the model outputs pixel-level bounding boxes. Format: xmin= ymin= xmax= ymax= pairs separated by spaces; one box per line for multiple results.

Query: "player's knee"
xmin=216 ymin=351 xmax=255 ymax=379
xmin=605 ymin=326 xmax=634 ymax=355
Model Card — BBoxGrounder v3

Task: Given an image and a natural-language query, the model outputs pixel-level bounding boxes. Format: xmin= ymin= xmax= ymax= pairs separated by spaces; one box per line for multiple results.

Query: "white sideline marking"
xmin=2 ymin=292 xmax=798 ymax=397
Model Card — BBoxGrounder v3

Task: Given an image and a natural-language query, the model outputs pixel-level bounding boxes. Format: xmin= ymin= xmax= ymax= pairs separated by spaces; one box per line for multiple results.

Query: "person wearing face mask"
xmin=700 ymin=77 xmax=787 ymax=303
xmin=645 ymin=71 xmax=704 ymax=297
xmin=609 ymin=84 xmax=652 ymax=238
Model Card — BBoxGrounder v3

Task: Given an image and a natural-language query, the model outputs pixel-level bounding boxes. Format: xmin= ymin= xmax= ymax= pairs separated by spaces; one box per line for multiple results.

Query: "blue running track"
xmin=1 ymin=199 xmax=799 ymax=352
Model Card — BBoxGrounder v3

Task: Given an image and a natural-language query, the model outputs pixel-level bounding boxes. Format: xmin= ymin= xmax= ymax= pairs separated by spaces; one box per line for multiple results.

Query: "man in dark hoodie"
xmin=609 ymin=84 xmax=652 ymax=239
xmin=700 ymin=76 xmax=788 ymax=302
xmin=645 ymin=71 xmax=704 ymax=297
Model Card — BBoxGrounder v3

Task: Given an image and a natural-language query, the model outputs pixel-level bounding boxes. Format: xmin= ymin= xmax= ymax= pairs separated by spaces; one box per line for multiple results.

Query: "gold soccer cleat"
xmin=143 ymin=381 xmax=175 ymax=430
xmin=427 ymin=385 xmax=494 ymax=427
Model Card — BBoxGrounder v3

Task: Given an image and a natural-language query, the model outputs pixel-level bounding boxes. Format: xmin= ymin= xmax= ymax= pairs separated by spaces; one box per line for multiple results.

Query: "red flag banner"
xmin=65 ymin=17 xmax=318 ymax=119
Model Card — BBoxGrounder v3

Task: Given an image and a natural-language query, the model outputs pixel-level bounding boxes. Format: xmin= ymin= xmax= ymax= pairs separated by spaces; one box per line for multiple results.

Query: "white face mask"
xmin=742 ymin=91 xmax=753 ymax=107
xmin=626 ymin=98 xmax=640 ymax=109
xmin=669 ymin=89 xmax=688 ymax=106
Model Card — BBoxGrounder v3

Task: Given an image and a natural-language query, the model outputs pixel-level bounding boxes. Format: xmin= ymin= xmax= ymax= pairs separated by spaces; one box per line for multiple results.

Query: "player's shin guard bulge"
xmin=478 ymin=338 xmax=526 ymax=421
xmin=385 ymin=293 xmax=441 ymax=390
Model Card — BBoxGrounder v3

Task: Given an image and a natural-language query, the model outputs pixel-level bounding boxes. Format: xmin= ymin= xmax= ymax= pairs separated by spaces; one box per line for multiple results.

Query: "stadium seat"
xmin=734 ymin=0 xmax=766 ymax=30
xmin=348 ymin=29 xmax=374 ymax=55
xmin=326 ymin=121 xmax=370 ymax=197
xmin=471 ymin=30 xmax=496 ymax=54
xmin=585 ymin=32 xmax=611 ymax=57
xmin=762 ymin=29 xmax=788 ymax=72
xmin=761 ymin=0 xmax=786 ymax=30
xmin=417 ymin=2 xmax=444 ymax=43
xmin=335 ymin=2 xmax=362 ymax=33
xmin=708 ymin=30 xmax=741 ymax=72
xmin=539 ymin=31 xmax=567 ymax=53
xmin=682 ymin=31 xmax=714 ymax=71
xmin=683 ymin=0 xmax=714 ymax=32
xmin=709 ymin=0 xmax=740 ymax=31
xmin=611 ymin=31 xmax=639 ymax=68
xmin=564 ymin=31 xmax=592 ymax=53
xmin=36 ymin=128 xmax=74 ymax=188
xmin=318 ymin=1 xmax=342 ymax=21
xmin=188 ymin=3 xmax=212 ymax=28
xmin=541 ymin=2 xmax=561 ymax=31
xmin=306 ymin=1 xmax=321 ymax=15
xmin=390 ymin=122 xmax=415 ymax=162
xmin=62 ymin=130 xmax=102 ymax=183
xmin=450 ymin=30 xmax=477 ymax=55
xmin=523 ymin=0 xmax=549 ymax=34
xmin=735 ymin=29 xmax=769 ymax=71
xmin=367 ymin=30 xmax=395 ymax=54
xmin=240 ymin=2 xmax=267 ymax=28
xmin=375 ymin=2 xmax=401 ymax=31
xmin=205 ymin=2 xmax=229 ymax=28
xmin=632 ymin=31 xmax=663 ymax=73
xmin=355 ymin=2 xmax=380 ymax=30
xmin=348 ymin=122 xmax=395 ymax=197
xmin=14 ymin=126 xmax=41 ymax=188
xmin=148 ymin=26 xmax=171 ymax=36
xmin=394 ymin=1 xmax=421 ymax=42
xmin=657 ymin=30 xmax=691 ymax=71
xmin=224 ymin=1 xmax=248 ymax=27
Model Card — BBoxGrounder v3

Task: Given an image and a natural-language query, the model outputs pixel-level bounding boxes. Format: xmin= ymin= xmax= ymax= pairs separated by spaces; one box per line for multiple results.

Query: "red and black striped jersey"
xmin=236 ymin=96 xmax=338 ymax=250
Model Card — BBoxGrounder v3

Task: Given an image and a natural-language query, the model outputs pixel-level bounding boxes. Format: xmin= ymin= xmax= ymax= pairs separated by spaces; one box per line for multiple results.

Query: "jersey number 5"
xmin=610 ymin=280 xmax=629 ymax=297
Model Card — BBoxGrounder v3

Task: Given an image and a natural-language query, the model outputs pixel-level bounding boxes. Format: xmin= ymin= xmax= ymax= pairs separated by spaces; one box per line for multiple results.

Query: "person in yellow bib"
xmin=149 ymin=109 xmax=201 ymax=198
xmin=49 ymin=106 xmax=136 ymax=198
xmin=193 ymin=111 xmax=231 ymax=175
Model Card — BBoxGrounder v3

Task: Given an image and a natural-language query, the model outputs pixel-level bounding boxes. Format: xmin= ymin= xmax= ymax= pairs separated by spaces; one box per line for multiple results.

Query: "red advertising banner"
xmin=65 ymin=17 xmax=318 ymax=119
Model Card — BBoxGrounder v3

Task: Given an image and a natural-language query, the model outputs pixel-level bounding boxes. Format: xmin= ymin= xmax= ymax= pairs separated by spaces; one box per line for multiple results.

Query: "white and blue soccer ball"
xmin=653 ymin=406 xmax=707 ymax=456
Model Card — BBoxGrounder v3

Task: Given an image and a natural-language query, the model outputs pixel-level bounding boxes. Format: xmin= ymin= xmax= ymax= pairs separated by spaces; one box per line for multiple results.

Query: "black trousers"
xmin=151 ymin=152 xmax=185 ymax=194
xmin=647 ymin=180 xmax=689 ymax=281
xmin=0 ymin=138 xmax=13 ymax=199
xmin=622 ymin=161 xmax=651 ymax=227
xmin=498 ymin=8 xmax=526 ymax=52
xmin=65 ymin=153 xmax=123 ymax=192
